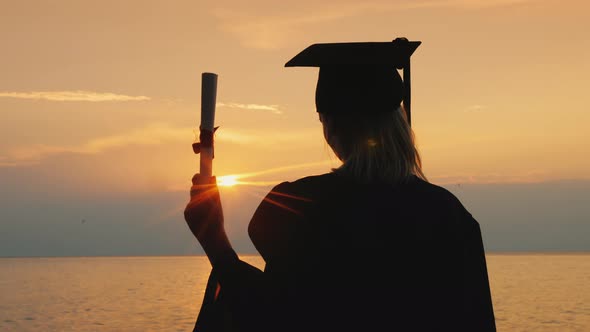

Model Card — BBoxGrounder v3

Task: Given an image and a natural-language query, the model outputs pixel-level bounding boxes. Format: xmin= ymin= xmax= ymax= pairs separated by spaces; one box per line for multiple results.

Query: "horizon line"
xmin=1 ymin=251 xmax=590 ymax=259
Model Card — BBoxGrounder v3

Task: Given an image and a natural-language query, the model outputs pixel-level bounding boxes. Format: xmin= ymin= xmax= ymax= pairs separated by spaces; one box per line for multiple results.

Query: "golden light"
xmin=217 ymin=175 xmax=239 ymax=187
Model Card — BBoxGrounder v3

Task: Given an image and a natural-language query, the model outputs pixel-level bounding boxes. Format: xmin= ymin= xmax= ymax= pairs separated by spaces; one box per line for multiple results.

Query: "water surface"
xmin=1 ymin=254 xmax=588 ymax=331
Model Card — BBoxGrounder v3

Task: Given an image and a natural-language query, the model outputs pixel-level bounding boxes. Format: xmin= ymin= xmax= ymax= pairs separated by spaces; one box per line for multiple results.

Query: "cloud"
xmin=212 ymin=0 xmax=537 ymax=49
xmin=404 ymin=0 xmax=535 ymax=10
xmin=0 ymin=124 xmax=320 ymax=167
xmin=465 ymin=104 xmax=487 ymax=112
xmin=165 ymin=160 xmax=337 ymax=191
xmin=217 ymin=128 xmax=321 ymax=148
xmin=0 ymin=91 xmax=150 ymax=102
xmin=430 ymin=169 xmax=558 ymax=185
xmin=217 ymin=102 xmax=282 ymax=114
xmin=212 ymin=5 xmax=369 ymax=49
xmin=0 ymin=124 xmax=190 ymax=166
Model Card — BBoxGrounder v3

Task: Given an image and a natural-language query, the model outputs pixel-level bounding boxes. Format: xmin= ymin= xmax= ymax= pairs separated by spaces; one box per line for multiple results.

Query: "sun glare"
xmin=217 ymin=175 xmax=239 ymax=187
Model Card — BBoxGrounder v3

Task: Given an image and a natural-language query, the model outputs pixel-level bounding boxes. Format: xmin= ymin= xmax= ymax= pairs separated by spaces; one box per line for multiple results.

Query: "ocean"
xmin=1 ymin=254 xmax=588 ymax=331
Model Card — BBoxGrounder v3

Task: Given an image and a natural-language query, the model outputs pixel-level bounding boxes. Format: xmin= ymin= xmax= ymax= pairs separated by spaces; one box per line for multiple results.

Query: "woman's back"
xmin=187 ymin=39 xmax=495 ymax=332
xmin=249 ymin=173 xmax=495 ymax=331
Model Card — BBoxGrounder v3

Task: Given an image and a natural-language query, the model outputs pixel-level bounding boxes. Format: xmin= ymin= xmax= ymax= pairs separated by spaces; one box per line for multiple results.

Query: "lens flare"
xmin=217 ymin=175 xmax=239 ymax=187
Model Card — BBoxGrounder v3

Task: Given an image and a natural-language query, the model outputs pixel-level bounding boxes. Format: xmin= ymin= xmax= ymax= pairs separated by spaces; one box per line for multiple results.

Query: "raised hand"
xmin=184 ymin=174 xmax=234 ymax=265
xmin=184 ymin=174 xmax=224 ymax=243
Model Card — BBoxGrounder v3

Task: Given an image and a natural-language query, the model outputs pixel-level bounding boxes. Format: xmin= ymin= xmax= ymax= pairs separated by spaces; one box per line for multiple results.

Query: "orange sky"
xmin=1 ymin=0 xmax=590 ymax=256
xmin=1 ymin=0 xmax=589 ymax=194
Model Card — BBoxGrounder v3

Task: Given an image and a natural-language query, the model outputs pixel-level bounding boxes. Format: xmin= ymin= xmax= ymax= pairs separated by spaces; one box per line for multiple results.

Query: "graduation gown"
xmin=193 ymin=173 xmax=496 ymax=332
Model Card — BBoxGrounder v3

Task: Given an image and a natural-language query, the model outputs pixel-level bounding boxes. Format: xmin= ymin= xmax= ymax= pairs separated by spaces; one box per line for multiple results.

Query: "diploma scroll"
xmin=200 ymin=73 xmax=218 ymax=177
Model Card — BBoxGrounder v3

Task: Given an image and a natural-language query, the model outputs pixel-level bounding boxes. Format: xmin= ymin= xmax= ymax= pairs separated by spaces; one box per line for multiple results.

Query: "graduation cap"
xmin=285 ymin=37 xmax=421 ymax=125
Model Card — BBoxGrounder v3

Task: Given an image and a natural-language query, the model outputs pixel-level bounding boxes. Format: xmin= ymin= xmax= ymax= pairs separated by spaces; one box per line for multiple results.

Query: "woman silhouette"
xmin=184 ymin=39 xmax=496 ymax=332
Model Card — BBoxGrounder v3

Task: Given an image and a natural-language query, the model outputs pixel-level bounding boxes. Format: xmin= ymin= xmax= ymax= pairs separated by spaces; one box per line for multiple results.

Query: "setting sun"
xmin=217 ymin=175 xmax=239 ymax=187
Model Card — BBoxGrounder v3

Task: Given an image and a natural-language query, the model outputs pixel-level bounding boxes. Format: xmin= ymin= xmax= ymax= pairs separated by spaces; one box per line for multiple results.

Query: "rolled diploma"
xmin=200 ymin=73 xmax=217 ymax=177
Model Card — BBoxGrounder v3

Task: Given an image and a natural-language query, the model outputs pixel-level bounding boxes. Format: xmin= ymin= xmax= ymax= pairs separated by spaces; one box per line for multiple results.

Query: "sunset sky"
xmin=1 ymin=0 xmax=589 ymax=256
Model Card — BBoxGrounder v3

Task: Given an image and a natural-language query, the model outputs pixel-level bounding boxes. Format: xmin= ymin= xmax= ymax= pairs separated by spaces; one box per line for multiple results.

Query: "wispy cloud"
xmin=212 ymin=0 xmax=537 ymax=49
xmin=0 ymin=124 xmax=320 ymax=167
xmin=404 ymin=0 xmax=535 ymax=10
xmin=165 ymin=160 xmax=337 ymax=191
xmin=0 ymin=123 xmax=190 ymax=166
xmin=212 ymin=5 xmax=364 ymax=49
xmin=217 ymin=102 xmax=282 ymax=114
xmin=431 ymin=169 xmax=553 ymax=185
xmin=0 ymin=91 xmax=150 ymax=102
xmin=465 ymin=104 xmax=487 ymax=112
xmin=217 ymin=128 xmax=321 ymax=147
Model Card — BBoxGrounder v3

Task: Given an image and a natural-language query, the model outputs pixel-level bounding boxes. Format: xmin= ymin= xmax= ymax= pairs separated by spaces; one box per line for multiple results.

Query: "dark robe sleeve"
xmin=462 ymin=215 xmax=497 ymax=331
xmin=194 ymin=182 xmax=299 ymax=332
xmin=194 ymin=256 xmax=268 ymax=332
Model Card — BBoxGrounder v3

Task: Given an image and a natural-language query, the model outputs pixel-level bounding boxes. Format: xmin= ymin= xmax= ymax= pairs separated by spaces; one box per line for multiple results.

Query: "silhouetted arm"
xmin=183 ymin=174 xmax=268 ymax=331
xmin=462 ymin=216 xmax=496 ymax=331
xmin=184 ymin=174 xmax=237 ymax=267
xmin=194 ymin=181 xmax=304 ymax=332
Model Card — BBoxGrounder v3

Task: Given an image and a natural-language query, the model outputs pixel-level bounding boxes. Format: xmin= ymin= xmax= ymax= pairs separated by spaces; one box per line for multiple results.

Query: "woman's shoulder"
xmin=268 ymin=172 xmax=340 ymax=196
xmin=410 ymin=176 xmax=463 ymax=202
xmin=409 ymin=177 xmax=479 ymax=228
xmin=278 ymin=172 xmax=339 ymax=187
xmin=274 ymin=173 xmax=458 ymax=199
xmin=270 ymin=173 xmax=473 ymax=217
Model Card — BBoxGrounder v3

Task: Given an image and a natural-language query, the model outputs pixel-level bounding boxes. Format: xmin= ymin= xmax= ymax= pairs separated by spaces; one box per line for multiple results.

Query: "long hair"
xmin=321 ymin=106 xmax=426 ymax=184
